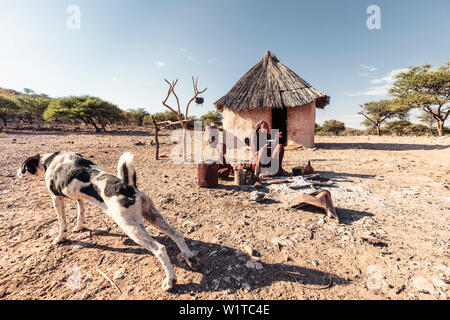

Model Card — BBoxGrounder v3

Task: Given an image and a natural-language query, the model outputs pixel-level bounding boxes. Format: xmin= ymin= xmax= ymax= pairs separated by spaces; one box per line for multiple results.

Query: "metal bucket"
xmin=197 ymin=161 xmax=218 ymax=188
xmin=234 ymin=169 xmax=247 ymax=186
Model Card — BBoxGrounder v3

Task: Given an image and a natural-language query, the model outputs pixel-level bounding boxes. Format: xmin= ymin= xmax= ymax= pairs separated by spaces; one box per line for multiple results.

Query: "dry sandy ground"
xmin=0 ymin=132 xmax=448 ymax=300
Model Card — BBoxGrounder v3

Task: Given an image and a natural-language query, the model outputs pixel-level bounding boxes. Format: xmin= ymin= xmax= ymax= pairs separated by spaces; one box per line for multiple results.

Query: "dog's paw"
xmin=162 ymin=277 xmax=177 ymax=292
xmin=72 ymin=226 xmax=86 ymax=233
xmin=52 ymin=235 xmax=67 ymax=245
xmin=182 ymin=253 xmax=200 ymax=271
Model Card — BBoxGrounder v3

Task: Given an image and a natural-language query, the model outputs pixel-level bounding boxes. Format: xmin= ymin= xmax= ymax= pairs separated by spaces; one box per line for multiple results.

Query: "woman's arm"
xmin=250 ymin=131 xmax=258 ymax=161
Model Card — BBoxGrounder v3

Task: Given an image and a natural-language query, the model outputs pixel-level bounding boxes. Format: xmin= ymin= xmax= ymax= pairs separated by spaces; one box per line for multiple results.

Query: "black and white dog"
xmin=17 ymin=151 xmax=198 ymax=291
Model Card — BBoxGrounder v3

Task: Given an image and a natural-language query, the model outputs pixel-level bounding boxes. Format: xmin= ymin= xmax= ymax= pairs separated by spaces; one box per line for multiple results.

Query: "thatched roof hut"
xmin=214 ymin=50 xmax=329 ymax=147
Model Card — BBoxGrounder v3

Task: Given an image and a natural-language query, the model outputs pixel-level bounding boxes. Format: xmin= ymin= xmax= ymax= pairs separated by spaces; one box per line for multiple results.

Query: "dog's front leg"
xmin=51 ymin=196 xmax=68 ymax=245
xmin=113 ymin=216 xmax=177 ymax=291
xmin=146 ymin=208 xmax=199 ymax=271
xmin=73 ymin=199 xmax=86 ymax=232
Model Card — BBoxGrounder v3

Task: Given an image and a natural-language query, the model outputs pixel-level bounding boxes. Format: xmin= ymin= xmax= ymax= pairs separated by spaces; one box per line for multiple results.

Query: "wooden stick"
xmin=151 ymin=115 xmax=160 ymax=160
xmin=96 ymin=268 xmax=122 ymax=294
xmin=283 ymin=273 xmax=333 ymax=290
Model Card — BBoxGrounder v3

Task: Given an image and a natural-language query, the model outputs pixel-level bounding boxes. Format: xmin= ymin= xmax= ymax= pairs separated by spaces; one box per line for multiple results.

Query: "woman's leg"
xmin=271 ymin=144 xmax=286 ymax=175
xmin=252 ymin=147 xmax=265 ymax=171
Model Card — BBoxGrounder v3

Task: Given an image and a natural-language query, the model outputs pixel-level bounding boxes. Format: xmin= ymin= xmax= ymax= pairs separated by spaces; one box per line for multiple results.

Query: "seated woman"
xmin=204 ymin=126 xmax=234 ymax=180
xmin=250 ymin=120 xmax=287 ymax=178
xmin=216 ymin=143 xmax=234 ymax=180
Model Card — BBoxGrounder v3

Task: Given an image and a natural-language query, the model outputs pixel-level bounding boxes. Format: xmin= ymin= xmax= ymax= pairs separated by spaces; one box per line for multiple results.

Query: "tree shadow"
xmin=7 ymin=130 xmax=169 ymax=137
xmin=169 ymin=239 xmax=349 ymax=294
xmin=6 ymin=130 xmax=70 ymax=136
xmin=65 ymin=234 xmax=349 ymax=294
xmin=216 ymin=184 xmax=269 ymax=193
xmin=316 ymin=142 xmax=449 ymax=151
xmin=67 ymin=240 xmax=149 ymax=255
xmin=318 ymin=171 xmax=375 ymax=181
xmin=259 ymin=198 xmax=281 ymax=204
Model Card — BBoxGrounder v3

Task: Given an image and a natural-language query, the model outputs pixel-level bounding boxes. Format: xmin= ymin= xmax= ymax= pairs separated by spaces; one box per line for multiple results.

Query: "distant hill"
xmin=0 ymin=87 xmax=24 ymax=97
xmin=0 ymin=87 xmax=49 ymax=98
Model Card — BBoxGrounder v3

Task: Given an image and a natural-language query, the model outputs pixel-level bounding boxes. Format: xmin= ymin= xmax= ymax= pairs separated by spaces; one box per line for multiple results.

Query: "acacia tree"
xmin=44 ymin=96 xmax=124 ymax=132
xmin=144 ymin=110 xmax=184 ymax=124
xmin=359 ymin=99 xmax=409 ymax=136
xmin=384 ymin=120 xmax=413 ymax=136
xmin=390 ymin=61 xmax=450 ymax=136
xmin=0 ymin=95 xmax=20 ymax=130
xmin=16 ymin=90 xmax=50 ymax=126
xmin=162 ymin=77 xmax=207 ymax=160
xmin=417 ymin=111 xmax=435 ymax=136
xmin=322 ymin=120 xmax=345 ymax=136
xmin=200 ymin=110 xmax=223 ymax=127
xmin=129 ymin=108 xmax=150 ymax=126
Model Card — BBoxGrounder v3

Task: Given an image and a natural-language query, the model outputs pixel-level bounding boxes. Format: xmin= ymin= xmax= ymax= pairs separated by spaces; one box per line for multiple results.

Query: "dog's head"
xmin=17 ymin=154 xmax=45 ymax=178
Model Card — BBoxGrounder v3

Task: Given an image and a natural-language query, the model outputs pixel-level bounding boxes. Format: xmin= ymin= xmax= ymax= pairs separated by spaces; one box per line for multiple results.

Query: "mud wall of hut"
xmin=286 ymin=100 xmax=316 ymax=148
xmin=222 ymin=101 xmax=316 ymax=149
xmin=222 ymin=107 xmax=272 ymax=148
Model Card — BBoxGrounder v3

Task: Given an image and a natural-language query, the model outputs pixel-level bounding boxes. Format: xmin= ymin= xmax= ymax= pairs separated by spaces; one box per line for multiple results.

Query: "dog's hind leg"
xmin=112 ymin=214 xmax=177 ymax=291
xmin=143 ymin=203 xmax=199 ymax=271
xmin=51 ymin=195 xmax=68 ymax=245
xmin=73 ymin=199 xmax=86 ymax=232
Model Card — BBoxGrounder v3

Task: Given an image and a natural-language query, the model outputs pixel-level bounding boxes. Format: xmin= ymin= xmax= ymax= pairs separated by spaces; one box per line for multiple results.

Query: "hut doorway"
xmin=272 ymin=107 xmax=287 ymax=145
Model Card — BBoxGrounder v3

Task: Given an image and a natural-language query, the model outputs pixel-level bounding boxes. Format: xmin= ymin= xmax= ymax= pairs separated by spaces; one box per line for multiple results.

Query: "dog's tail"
xmin=118 ymin=152 xmax=137 ymax=188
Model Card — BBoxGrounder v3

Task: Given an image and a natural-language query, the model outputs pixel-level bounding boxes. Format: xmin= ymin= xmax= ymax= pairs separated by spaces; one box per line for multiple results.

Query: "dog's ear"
xmin=21 ymin=154 xmax=41 ymax=175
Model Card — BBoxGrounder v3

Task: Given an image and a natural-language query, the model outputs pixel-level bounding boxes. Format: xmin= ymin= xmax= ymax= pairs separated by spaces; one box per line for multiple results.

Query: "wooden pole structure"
xmin=151 ymin=115 xmax=160 ymax=160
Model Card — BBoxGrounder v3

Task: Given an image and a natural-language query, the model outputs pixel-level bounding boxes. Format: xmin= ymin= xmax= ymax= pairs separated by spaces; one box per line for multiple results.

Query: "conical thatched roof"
xmin=214 ymin=50 xmax=330 ymax=111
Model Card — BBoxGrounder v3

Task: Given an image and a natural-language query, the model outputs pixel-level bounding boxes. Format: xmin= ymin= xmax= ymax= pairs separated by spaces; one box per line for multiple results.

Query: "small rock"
xmin=113 ymin=268 xmax=126 ymax=280
xmin=246 ymin=259 xmax=264 ymax=270
xmin=412 ymin=277 xmax=437 ymax=295
xmin=182 ymin=221 xmax=199 ymax=234
xmin=250 ymin=191 xmax=265 ymax=202
xmin=341 ymin=235 xmax=352 ymax=242
xmin=81 ymin=292 xmax=91 ymax=300
xmin=233 ymin=275 xmax=243 ymax=282
xmin=431 ymin=277 xmax=448 ymax=292
xmin=366 ymin=265 xmax=383 ymax=290
xmin=271 ymin=236 xmax=294 ymax=250
xmin=241 ymin=282 xmax=251 ymax=290
xmin=239 ymin=220 xmax=249 ymax=226
xmin=243 ymin=245 xmax=261 ymax=257
xmin=160 ymin=196 xmax=174 ymax=204
xmin=92 ymin=228 xmax=111 ymax=236
xmin=211 ymin=279 xmax=220 ymax=290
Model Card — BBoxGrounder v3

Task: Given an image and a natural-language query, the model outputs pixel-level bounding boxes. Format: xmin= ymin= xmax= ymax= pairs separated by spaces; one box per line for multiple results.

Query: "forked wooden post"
xmin=151 ymin=115 xmax=160 ymax=160
xmin=161 ymin=77 xmax=208 ymax=161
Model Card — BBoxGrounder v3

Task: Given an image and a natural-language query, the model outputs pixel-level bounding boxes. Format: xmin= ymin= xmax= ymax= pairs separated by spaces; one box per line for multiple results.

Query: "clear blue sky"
xmin=1 ymin=0 xmax=449 ymax=128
